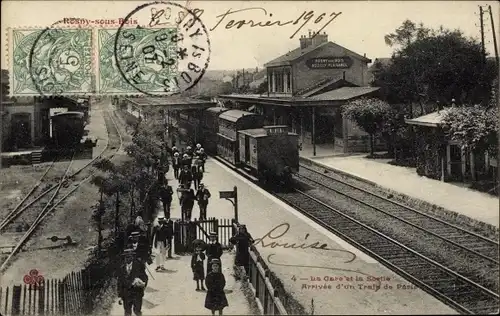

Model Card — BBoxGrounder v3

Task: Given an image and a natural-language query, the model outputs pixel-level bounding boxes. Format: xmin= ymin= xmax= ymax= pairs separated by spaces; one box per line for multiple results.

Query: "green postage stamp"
xmin=97 ymin=28 xmax=178 ymax=95
xmin=9 ymin=28 xmax=94 ymax=96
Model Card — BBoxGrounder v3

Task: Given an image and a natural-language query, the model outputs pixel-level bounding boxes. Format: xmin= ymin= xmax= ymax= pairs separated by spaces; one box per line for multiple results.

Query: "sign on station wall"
xmin=306 ymin=57 xmax=353 ymax=69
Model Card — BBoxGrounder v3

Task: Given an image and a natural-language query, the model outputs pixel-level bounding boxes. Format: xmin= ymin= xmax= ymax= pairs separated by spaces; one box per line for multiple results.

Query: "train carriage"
xmin=217 ymin=110 xmax=264 ymax=165
xmin=238 ymin=125 xmax=299 ymax=184
xmin=201 ymin=107 xmax=228 ymax=155
xmin=51 ymin=111 xmax=85 ymax=148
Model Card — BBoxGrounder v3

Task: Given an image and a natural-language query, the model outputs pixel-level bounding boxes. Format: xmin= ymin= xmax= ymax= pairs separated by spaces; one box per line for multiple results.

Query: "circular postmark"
xmin=114 ymin=1 xmax=211 ymax=96
xmin=27 ymin=20 xmax=93 ymax=96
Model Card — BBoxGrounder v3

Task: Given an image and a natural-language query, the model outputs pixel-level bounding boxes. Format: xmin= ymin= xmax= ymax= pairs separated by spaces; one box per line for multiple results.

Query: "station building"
xmin=218 ymin=32 xmax=384 ymax=155
xmin=1 ymin=92 xmax=89 ymax=152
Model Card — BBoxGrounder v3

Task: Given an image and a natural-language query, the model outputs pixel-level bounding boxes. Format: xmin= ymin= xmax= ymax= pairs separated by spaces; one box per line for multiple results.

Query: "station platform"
xmin=108 ymin=158 xmax=254 ymax=315
xmin=162 ymin=158 xmax=455 ymax=315
xmin=300 ymin=152 xmax=499 ymax=230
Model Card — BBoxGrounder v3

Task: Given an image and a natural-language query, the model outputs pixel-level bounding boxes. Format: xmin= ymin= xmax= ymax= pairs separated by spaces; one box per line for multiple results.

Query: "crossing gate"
xmin=173 ymin=218 xmax=236 ymax=254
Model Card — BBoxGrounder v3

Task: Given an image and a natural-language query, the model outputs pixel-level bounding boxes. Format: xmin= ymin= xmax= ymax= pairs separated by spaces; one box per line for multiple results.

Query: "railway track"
xmin=211 ymin=156 xmax=499 ymax=314
xmin=0 ymin=105 xmax=123 ymax=272
xmin=272 ymin=188 xmax=499 ymax=315
xmin=0 ymin=152 xmax=74 ymax=233
xmin=296 ymin=165 xmax=499 ymax=290
xmin=298 ymin=165 xmax=499 ymax=259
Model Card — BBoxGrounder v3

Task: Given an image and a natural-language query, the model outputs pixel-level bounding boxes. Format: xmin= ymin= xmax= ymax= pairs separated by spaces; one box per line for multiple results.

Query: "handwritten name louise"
xmin=150 ymin=7 xmax=342 ymax=39
xmin=253 ymin=223 xmax=356 ymax=263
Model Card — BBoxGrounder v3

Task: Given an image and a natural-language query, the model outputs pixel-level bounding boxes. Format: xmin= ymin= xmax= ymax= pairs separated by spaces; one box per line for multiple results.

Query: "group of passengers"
xmin=159 ymin=143 xmax=211 ymax=222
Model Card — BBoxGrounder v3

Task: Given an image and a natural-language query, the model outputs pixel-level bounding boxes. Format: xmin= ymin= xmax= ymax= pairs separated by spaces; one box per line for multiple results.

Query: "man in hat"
xmin=172 ymin=152 xmax=181 ymax=179
xmin=205 ymin=232 xmax=223 ymax=276
xmin=181 ymin=188 xmax=196 ymax=221
xmin=117 ymin=248 xmax=148 ymax=316
xmin=159 ymin=181 xmax=174 ymax=219
xmin=128 ymin=232 xmax=152 ymax=264
xmin=195 ymin=183 xmax=211 ymax=220
xmin=179 ymin=164 xmax=193 ymax=189
xmin=151 ymin=217 xmax=173 ymax=271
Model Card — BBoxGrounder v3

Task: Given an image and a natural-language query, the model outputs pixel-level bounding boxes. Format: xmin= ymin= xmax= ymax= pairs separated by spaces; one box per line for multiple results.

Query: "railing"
xmin=173 ymin=218 xmax=236 ymax=254
xmin=246 ymin=246 xmax=289 ymax=315
xmin=232 ymin=222 xmax=308 ymax=315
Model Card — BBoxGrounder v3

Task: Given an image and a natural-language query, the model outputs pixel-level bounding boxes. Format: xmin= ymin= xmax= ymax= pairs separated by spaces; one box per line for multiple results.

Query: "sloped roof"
xmin=265 ymin=42 xmax=371 ymax=67
xmin=308 ymin=87 xmax=380 ymax=101
xmin=238 ymin=128 xmax=269 ymax=138
xmin=126 ymin=96 xmax=214 ymax=106
xmin=405 ymin=110 xmax=450 ymax=127
xmin=219 ymin=109 xmax=257 ymax=123
xmin=206 ymin=107 xmax=227 ymax=113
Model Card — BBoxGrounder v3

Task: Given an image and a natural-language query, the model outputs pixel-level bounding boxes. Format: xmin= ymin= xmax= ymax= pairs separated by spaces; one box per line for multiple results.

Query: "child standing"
xmin=191 ymin=246 xmax=206 ymax=291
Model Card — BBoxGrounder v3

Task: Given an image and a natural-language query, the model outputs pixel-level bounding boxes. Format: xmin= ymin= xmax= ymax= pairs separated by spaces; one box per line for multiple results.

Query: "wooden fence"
xmin=0 ymin=269 xmax=93 ymax=316
xmin=173 ymin=218 xmax=236 ymax=254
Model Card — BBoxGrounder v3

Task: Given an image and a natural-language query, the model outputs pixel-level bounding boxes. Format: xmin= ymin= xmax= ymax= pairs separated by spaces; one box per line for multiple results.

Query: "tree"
xmin=342 ymin=98 xmax=392 ymax=155
xmin=375 ymin=21 xmax=497 ymax=108
xmin=384 ymin=20 xmax=433 ymax=48
xmin=442 ymin=106 xmax=498 ymax=159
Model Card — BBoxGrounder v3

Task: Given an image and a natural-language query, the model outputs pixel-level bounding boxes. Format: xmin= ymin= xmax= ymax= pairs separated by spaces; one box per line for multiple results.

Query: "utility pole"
xmin=480 ymin=6 xmax=487 ymax=64
xmin=489 ymin=5 xmax=499 ymax=69
xmin=115 ymin=191 xmax=120 ymax=239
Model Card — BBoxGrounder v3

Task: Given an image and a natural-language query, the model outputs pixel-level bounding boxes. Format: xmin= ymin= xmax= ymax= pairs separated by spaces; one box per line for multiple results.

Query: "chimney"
xmin=299 ymin=35 xmax=308 ymax=49
xmin=311 ymin=32 xmax=328 ymax=47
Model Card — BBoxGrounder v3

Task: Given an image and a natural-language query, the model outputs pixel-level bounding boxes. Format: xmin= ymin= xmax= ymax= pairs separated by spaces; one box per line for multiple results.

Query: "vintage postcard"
xmin=1 ymin=0 xmax=499 ymax=315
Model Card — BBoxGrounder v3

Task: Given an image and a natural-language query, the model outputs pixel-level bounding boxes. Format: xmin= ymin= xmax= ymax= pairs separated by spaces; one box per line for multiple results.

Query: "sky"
xmin=2 ymin=0 xmax=499 ymax=70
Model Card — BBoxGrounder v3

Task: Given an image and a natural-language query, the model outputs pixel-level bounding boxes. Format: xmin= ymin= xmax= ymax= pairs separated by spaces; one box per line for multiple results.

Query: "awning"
xmin=217 ymin=133 xmax=236 ymax=142
xmin=308 ymin=87 xmax=380 ymax=101
xmin=405 ymin=110 xmax=450 ymax=127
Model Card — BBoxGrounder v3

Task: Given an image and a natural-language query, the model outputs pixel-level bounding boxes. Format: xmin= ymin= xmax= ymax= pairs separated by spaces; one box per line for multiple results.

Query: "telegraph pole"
xmin=488 ymin=5 xmax=499 ymax=69
xmin=480 ymin=6 xmax=487 ymax=63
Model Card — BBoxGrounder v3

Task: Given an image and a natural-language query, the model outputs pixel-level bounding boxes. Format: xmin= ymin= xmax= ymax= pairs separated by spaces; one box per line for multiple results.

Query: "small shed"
xmin=406 ymin=110 xmax=492 ymax=183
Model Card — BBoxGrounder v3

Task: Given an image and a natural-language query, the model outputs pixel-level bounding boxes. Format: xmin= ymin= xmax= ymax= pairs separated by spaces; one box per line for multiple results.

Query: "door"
xmin=244 ymin=136 xmax=250 ymax=163
xmin=449 ymin=144 xmax=463 ymax=181
xmin=11 ymin=113 xmax=31 ymax=149
xmin=239 ymin=133 xmax=246 ymax=164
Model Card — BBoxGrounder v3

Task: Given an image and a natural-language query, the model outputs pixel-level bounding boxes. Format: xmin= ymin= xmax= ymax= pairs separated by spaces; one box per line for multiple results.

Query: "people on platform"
xmin=205 ymin=232 xmax=223 ymax=276
xmin=191 ymin=245 xmax=207 ymax=291
xmin=192 ymin=157 xmax=203 ymax=190
xmin=229 ymin=225 xmax=254 ymax=279
xmin=181 ymin=188 xmax=196 ymax=221
xmin=204 ymin=258 xmax=228 ymax=316
xmin=196 ymin=183 xmax=211 ymax=220
xmin=159 ymin=181 xmax=174 ymax=219
xmin=171 ymin=146 xmax=179 ymax=158
xmin=126 ymin=216 xmax=148 ymax=237
xmin=127 ymin=231 xmax=152 ymax=264
xmin=186 ymin=152 xmax=194 ymax=167
xmin=117 ymin=248 xmax=148 ymax=316
xmin=172 ymin=152 xmax=181 ymax=180
xmin=151 ymin=217 xmax=173 ymax=271
xmin=179 ymin=165 xmax=193 ymax=189
xmin=199 ymin=148 xmax=207 ymax=172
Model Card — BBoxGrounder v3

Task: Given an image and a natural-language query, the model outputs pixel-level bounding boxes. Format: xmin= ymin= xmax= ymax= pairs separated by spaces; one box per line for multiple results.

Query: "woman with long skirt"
xmin=204 ymin=259 xmax=228 ymax=315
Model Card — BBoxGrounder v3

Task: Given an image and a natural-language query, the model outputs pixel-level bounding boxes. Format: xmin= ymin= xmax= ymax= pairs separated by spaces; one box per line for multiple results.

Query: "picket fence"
xmin=0 ymin=269 xmax=95 ymax=316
